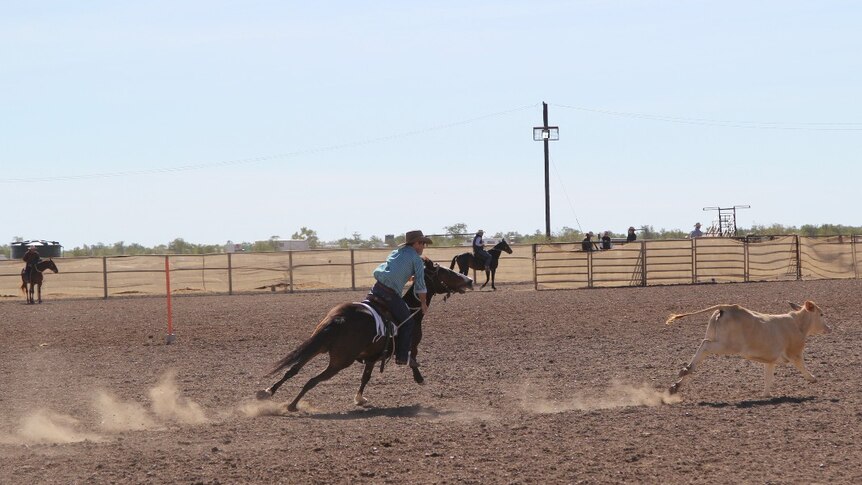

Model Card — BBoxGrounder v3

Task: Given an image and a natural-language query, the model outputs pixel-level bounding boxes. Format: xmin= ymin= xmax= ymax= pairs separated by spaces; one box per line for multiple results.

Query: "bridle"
xmin=424 ymin=263 xmax=457 ymax=301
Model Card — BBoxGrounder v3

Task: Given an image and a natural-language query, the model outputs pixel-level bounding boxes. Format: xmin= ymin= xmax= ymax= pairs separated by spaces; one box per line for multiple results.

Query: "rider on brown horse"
xmin=472 ymin=230 xmax=491 ymax=271
xmin=368 ymin=230 xmax=432 ymax=368
xmin=22 ymin=245 xmax=41 ymax=284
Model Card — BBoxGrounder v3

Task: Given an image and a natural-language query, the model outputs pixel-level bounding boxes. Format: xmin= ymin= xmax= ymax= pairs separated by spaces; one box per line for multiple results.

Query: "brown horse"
xmin=256 ymin=258 xmax=472 ymax=411
xmin=20 ymin=259 xmax=59 ymax=304
xmin=449 ymin=239 xmax=513 ymax=290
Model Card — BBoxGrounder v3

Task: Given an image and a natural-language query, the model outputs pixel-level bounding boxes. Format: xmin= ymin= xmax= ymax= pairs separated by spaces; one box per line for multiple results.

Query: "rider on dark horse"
xmin=22 ymin=245 xmax=41 ymax=283
xmin=472 ymin=230 xmax=492 ymax=272
xmin=367 ymin=230 xmax=432 ymax=368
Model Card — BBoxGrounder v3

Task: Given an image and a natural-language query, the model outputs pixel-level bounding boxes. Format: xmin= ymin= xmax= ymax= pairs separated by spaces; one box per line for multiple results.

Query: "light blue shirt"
xmin=373 ymin=246 xmax=427 ymax=296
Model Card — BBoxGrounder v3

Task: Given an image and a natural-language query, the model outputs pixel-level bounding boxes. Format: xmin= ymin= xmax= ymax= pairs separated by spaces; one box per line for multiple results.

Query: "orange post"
xmin=165 ymin=256 xmax=175 ymax=344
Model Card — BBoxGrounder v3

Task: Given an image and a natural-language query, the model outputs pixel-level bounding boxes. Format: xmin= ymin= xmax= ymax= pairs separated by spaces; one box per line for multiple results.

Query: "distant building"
xmin=224 ymin=241 xmax=251 ymax=253
xmin=276 ymin=239 xmax=309 ymax=251
xmin=226 ymin=239 xmax=310 ymax=252
xmin=10 ymin=240 xmax=63 ymax=258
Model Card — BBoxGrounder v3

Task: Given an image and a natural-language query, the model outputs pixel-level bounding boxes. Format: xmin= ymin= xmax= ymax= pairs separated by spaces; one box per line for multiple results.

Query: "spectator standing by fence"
xmin=689 ymin=222 xmax=704 ymax=239
xmin=581 ymin=232 xmax=595 ymax=251
xmin=601 ymin=231 xmax=612 ymax=250
xmin=626 ymin=227 xmax=637 ymax=243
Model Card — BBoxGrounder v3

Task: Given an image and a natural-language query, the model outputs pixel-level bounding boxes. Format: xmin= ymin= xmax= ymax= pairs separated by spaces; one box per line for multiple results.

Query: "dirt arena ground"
xmin=1 ymin=278 xmax=861 ymax=484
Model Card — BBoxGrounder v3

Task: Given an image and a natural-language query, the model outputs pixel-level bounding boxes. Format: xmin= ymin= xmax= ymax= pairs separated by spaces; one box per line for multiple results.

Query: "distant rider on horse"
xmin=22 ymin=244 xmax=41 ymax=283
xmin=368 ymin=230 xmax=432 ymax=368
xmin=472 ymin=230 xmax=492 ymax=272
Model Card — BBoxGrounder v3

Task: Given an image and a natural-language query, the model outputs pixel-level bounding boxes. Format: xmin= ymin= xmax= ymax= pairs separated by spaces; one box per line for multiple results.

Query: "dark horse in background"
xmin=256 ymin=258 xmax=472 ymax=411
xmin=450 ymin=239 xmax=513 ymax=290
xmin=21 ymin=259 xmax=59 ymax=304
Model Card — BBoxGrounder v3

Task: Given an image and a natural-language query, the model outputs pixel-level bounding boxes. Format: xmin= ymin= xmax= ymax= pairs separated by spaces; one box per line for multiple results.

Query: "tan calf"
xmin=666 ymin=301 xmax=831 ymax=396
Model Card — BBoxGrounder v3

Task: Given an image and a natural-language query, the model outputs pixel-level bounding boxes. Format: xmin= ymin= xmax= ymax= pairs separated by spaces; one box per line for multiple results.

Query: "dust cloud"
xmin=1 ymin=370 xmax=212 ymax=445
xmin=238 ymin=400 xmax=289 ymax=417
xmin=518 ymin=380 xmax=681 ymax=414
xmin=95 ymin=391 xmax=158 ymax=432
xmin=148 ymin=371 xmax=209 ymax=424
xmin=2 ymin=410 xmax=103 ymax=445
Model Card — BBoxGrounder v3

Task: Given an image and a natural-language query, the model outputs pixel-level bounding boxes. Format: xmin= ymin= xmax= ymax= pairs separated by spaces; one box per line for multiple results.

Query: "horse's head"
xmin=41 ymin=259 xmax=59 ymax=273
xmin=423 ymin=258 xmax=472 ymax=296
xmin=494 ymin=239 xmax=513 ymax=254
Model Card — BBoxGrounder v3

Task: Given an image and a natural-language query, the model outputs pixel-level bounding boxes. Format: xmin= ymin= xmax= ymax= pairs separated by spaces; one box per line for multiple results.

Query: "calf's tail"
xmin=665 ymin=304 xmax=736 ymax=325
xmin=449 ymin=255 xmax=459 ymax=270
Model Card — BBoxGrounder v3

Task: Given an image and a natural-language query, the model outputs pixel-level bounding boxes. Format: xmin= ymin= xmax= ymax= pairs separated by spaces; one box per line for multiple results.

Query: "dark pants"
xmin=474 ymin=248 xmax=492 ymax=270
xmin=24 ymin=263 xmax=38 ymax=283
xmin=369 ymin=282 xmax=415 ymax=362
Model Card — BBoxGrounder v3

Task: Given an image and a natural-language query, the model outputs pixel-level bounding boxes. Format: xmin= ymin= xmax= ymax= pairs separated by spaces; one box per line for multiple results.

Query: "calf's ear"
xmin=788 ymin=302 xmax=802 ymax=311
xmin=804 ymin=301 xmax=816 ymax=311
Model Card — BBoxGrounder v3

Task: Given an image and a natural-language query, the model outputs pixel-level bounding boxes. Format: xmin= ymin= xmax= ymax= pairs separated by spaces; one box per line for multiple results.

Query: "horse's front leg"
xmin=37 ymin=284 xmax=42 ymax=304
xmin=354 ymin=360 xmax=376 ymax=406
xmin=480 ymin=270 xmax=490 ymax=289
xmin=410 ymin=321 xmax=424 ymax=384
xmin=28 ymin=284 xmax=35 ymax=304
xmin=490 ymin=269 xmax=497 ymax=290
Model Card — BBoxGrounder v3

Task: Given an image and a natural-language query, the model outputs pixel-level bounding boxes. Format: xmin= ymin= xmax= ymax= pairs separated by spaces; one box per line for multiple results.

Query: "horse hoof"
xmin=668 ymin=383 xmax=679 ymax=395
xmin=354 ymin=397 xmax=369 ymax=407
xmin=287 ymin=404 xmax=298 ymax=412
xmin=255 ymin=389 xmax=272 ymax=400
xmin=412 ymin=368 xmax=425 ymax=385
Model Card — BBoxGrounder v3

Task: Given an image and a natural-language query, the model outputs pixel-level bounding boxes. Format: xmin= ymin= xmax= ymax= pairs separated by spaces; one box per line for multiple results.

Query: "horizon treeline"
xmin=3 ymin=223 xmax=860 ymax=258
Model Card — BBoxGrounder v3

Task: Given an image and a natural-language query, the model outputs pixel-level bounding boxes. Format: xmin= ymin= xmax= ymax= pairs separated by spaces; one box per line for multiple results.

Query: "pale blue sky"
xmin=2 ymin=1 xmax=860 ymax=248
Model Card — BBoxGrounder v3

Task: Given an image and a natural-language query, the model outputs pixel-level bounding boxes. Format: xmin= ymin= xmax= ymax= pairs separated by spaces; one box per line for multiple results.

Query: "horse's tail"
xmin=266 ymin=316 xmax=339 ymax=377
xmin=449 ymin=254 xmax=459 ymax=270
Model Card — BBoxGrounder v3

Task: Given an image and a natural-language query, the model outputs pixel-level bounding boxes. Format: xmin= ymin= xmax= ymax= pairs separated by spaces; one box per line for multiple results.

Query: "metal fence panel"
xmin=800 ymin=236 xmax=856 ymax=280
xmin=746 ymin=236 xmax=798 ymax=282
xmin=1 ymin=236 xmax=859 ymax=300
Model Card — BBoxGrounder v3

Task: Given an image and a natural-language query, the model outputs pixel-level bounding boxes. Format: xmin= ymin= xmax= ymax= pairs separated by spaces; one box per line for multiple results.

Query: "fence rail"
xmin=1 ymin=236 xmax=859 ymax=300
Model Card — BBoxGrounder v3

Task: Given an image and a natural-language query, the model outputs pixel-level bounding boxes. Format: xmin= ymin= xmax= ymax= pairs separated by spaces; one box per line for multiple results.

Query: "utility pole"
xmin=533 ymin=102 xmax=559 ymax=239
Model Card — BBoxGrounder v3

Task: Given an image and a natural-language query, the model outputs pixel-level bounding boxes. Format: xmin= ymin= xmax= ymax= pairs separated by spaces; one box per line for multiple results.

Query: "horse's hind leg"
xmin=37 ymin=284 xmax=42 ymax=304
xmin=257 ymin=362 xmax=306 ymax=400
xmin=354 ymin=361 xmax=376 ymax=406
xmin=288 ymin=361 xmax=351 ymax=412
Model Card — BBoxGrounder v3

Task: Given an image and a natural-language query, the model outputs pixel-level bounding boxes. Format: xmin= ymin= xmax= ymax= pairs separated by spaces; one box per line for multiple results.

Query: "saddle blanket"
xmin=353 ymin=302 xmax=394 ymax=342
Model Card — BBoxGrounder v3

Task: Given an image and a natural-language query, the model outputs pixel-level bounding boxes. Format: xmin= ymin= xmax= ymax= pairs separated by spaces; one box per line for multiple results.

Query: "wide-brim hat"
xmin=476 ymin=229 xmax=484 ymax=235
xmin=695 ymin=222 xmax=702 ymax=227
xmin=403 ymin=230 xmax=433 ymax=246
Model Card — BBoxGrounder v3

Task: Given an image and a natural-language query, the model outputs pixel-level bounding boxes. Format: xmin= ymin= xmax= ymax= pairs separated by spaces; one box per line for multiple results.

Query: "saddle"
xmin=361 ymin=294 xmax=395 ymax=326
xmin=355 ymin=295 xmax=400 ymax=371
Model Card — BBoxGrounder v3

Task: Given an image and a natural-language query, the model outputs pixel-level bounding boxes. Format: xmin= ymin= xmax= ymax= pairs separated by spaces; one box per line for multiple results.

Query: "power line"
xmin=549 ymin=155 xmax=582 ymax=234
xmin=552 ymin=103 xmax=862 ymax=131
xmin=1 ymin=103 xmax=540 ymax=184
